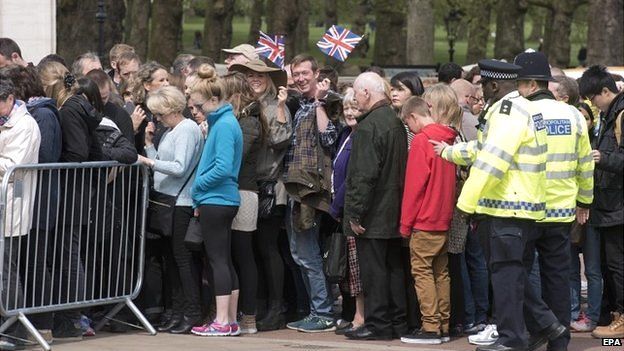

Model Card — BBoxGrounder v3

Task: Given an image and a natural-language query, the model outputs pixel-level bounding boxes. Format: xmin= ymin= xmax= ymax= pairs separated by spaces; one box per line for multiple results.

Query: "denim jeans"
xmin=462 ymin=229 xmax=489 ymax=326
xmin=570 ymin=225 xmax=602 ymax=321
xmin=285 ymin=201 xmax=333 ymax=318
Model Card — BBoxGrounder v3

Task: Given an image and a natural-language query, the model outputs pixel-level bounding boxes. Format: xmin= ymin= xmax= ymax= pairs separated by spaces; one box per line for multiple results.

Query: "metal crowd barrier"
xmin=0 ymin=161 xmax=156 ymax=350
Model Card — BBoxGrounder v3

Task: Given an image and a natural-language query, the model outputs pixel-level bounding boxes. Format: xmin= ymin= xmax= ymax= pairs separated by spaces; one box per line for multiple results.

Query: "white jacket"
xmin=0 ymin=101 xmax=41 ymax=237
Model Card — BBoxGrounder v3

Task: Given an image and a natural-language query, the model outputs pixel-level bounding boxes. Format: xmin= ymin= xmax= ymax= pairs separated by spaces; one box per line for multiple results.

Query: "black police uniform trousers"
xmin=355 ymin=237 xmax=408 ymax=337
xmin=477 ymin=216 xmax=557 ymax=349
xmin=525 ymin=223 xmax=572 ymax=351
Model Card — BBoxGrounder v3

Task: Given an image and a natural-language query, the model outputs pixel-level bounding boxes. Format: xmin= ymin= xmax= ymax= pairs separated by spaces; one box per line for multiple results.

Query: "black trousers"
xmin=525 ymin=223 xmax=570 ymax=350
xmin=232 ymin=230 xmax=258 ymax=315
xmin=199 ymin=205 xmax=239 ymax=296
xmin=256 ymin=216 xmax=285 ymax=305
xmin=172 ymin=206 xmax=202 ymax=319
xmin=478 ymin=216 xmax=554 ymax=349
xmin=356 ymin=237 xmax=407 ymax=336
xmin=601 ymin=224 xmax=624 ymax=313
xmin=448 ymin=252 xmax=465 ymax=330
xmin=401 ymin=244 xmax=422 ymax=330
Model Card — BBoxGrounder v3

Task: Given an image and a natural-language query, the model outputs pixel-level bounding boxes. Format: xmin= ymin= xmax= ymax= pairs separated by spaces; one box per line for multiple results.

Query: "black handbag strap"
xmin=175 ymin=158 xmax=200 ymax=198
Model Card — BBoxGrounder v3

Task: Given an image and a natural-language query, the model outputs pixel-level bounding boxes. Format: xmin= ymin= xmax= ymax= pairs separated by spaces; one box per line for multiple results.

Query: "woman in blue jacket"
xmin=188 ymin=64 xmax=244 ymax=337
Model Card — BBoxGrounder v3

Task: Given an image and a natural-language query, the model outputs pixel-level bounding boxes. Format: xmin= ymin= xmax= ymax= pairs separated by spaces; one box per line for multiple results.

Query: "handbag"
xmin=258 ymin=181 xmax=276 ymax=219
xmin=184 ymin=217 xmax=203 ymax=251
xmin=146 ymin=163 xmax=198 ymax=237
xmin=323 ymin=229 xmax=348 ymax=284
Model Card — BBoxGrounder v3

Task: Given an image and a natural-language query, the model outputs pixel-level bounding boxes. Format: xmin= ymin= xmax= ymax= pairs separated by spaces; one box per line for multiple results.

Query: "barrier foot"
xmin=125 ymin=298 xmax=156 ymax=335
xmin=94 ymin=301 xmax=125 ymax=332
xmin=18 ymin=312 xmax=51 ymax=351
xmin=0 ymin=316 xmax=17 ymax=334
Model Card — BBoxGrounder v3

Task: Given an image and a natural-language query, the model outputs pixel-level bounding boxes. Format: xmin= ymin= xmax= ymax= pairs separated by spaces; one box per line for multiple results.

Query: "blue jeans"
xmin=570 ymin=225 xmax=602 ymax=322
xmin=285 ymin=201 xmax=333 ymax=318
xmin=462 ymin=229 xmax=489 ymax=325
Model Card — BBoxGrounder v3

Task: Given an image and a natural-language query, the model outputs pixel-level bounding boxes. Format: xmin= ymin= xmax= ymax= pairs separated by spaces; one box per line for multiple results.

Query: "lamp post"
xmin=444 ymin=9 xmax=462 ymax=63
xmin=96 ymin=0 xmax=107 ymax=59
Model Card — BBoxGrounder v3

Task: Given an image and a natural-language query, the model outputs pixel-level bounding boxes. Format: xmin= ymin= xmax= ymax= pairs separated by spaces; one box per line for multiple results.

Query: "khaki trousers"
xmin=409 ymin=230 xmax=450 ymax=333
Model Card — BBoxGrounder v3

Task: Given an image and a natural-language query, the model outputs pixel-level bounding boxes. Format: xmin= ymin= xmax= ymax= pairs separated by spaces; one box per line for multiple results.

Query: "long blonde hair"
xmin=422 ymin=83 xmax=462 ymax=130
xmin=38 ymin=61 xmax=76 ymax=107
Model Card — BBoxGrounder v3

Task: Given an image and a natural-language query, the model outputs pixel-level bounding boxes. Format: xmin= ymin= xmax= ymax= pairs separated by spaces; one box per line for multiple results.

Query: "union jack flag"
xmin=316 ymin=25 xmax=362 ymax=62
xmin=255 ymin=31 xmax=285 ymax=68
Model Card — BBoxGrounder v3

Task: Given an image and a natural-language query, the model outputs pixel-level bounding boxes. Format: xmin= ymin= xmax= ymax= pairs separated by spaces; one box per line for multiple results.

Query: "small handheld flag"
xmin=316 ymin=25 xmax=362 ymax=62
xmin=256 ymin=31 xmax=285 ymax=69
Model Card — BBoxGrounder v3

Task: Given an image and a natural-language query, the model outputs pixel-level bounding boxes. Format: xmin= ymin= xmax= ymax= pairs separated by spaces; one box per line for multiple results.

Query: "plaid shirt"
xmin=283 ymin=98 xmax=337 ymax=176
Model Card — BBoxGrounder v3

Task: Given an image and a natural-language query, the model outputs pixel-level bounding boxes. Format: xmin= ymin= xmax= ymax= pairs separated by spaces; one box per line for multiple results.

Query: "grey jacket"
xmin=256 ymin=97 xmax=293 ymax=182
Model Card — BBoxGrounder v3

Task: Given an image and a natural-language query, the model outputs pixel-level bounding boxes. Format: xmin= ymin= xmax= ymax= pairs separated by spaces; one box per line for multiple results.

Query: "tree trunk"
xmin=57 ymin=0 xmax=125 ymax=66
xmin=202 ymin=0 xmax=235 ymax=62
xmin=247 ymin=0 xmax=263 ymax=44
xmin=406 ymin=0 xmax=434 ymax=65
xmin=350 ymin=0 xmax=371 ymax=59
xmin=324 ymin=0 xmax=337 ymax=29
xmin=541 ymin=0 xmax=581 ymax=68
xmin=528 ymin=8 xmax=544 ymax=42
xmin=125 ymin=0 xmax=150 ymax=60
xmin=373 ymin=0 xmax=406 ymax=65
xmin=295 ymin=0 xmax=309 ymax=53
xmin=586 ymin=0 xmax=624 ymax=65
xmin=266 ymin=0 xmax=299 ymax=61
xmin=494 ymin=0 xmax=528 ymax=62
xmin=465 ymin=0 xmax=493 ymax=63
xmin=148 ymin=0 xmax=183 ymax=67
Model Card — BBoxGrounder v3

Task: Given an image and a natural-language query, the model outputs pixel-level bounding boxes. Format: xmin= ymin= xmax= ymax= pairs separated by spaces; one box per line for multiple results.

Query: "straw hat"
xmin=229 ymin=59 xmax=287 ymax=89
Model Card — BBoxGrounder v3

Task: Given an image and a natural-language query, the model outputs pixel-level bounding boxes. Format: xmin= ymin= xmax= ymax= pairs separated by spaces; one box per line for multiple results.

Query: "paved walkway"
xmin=42 ymin=329 xmax=606 ymax=351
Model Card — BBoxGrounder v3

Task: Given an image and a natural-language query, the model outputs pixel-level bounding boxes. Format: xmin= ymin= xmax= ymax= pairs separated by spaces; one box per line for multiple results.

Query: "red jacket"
xmin=400 ymin=123 xmax=458 ymax=237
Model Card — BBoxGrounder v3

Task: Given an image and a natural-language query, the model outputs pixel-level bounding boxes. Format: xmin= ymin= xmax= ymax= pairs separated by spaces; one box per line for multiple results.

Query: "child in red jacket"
xmin=399 ymin=91 xmax=460 ymax=345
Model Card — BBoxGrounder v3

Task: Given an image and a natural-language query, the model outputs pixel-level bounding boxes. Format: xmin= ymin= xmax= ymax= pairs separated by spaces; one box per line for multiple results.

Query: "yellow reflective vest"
xmin=529 ymin=97 xmax=594 ymax=223
xmin=443 ymin=91 xmax=549 ymax=220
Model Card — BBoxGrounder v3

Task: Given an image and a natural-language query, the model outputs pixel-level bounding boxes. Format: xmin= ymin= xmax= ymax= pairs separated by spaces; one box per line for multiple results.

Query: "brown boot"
xmin=592 ymin=312 xmax=624 ymax=339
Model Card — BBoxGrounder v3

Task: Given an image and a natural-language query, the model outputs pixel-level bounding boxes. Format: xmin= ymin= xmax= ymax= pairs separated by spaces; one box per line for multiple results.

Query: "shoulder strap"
xmin=176 ymin=158 xmax=200 ymax=198
xmin=615 ymin=109 xmax=624 ymax=146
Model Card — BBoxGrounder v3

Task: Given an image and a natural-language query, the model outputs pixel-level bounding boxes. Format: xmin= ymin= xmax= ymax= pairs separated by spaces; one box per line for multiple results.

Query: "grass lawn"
xmin=182 ymin=16 xmax=584 ymax=69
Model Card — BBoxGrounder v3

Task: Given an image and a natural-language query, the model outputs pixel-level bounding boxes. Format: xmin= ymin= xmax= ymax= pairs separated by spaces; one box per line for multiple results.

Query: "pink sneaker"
xmin=191 ymin=321 xmax=231 ymax=336
xmin=230 ymin=322 xmax=241 ymax=336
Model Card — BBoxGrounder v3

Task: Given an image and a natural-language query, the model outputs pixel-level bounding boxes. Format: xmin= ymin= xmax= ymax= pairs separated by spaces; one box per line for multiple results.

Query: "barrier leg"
xmin=18 ymin=312 xmax=50 ymax=351
xmin=94 ymin=301 xmax=125 ymax=332
xmin=0 ymin=316 xmax=17 ymax=334
xmin=125 ymin=298 xmax=156 ymax=335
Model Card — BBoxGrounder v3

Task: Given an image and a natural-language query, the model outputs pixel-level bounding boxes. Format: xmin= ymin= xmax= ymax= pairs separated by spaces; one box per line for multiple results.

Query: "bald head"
xmin=450 ymin=79 xmax=476 ymax=108
xmin=353 ymin=72 xmax=387 ymax=111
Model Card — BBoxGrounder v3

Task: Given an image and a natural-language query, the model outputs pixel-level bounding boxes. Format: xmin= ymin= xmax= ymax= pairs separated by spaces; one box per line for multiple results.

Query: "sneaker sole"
xmin=298 ymin=326 xmax=337 ymax=333
xmin=468 ymin=339 xmax=497 ymax=345
xmin=240 ymin=329 xmax=257 ymax=334
xmin=400 ymin=337 xmax=442 ymax=344
xmin=191 ymin=330 xmax=231 ymax=337
xmin=441 ymin=336 xmax=450 ymax=342
xmin=286 ymin=324 xmax=301 ymax=331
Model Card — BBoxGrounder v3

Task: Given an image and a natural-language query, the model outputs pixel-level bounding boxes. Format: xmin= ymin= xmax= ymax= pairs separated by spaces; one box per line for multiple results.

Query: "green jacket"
xmin=344 ymin=102 xmax=407 ymax=239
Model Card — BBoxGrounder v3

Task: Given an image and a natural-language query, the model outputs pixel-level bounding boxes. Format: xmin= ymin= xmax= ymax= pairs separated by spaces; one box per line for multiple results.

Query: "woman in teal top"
xmin=188 ymin=64 xmax=244 ymax=337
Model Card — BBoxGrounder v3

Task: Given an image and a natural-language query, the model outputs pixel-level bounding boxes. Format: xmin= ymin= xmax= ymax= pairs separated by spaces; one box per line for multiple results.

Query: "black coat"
xmin=103 ymin=101 xmax=135 ymax=144
xmin=344 ymin=102 xmax=408 ymax=239
xmin=59 ymin=95 xmax=103 ymax=227
xmin=95 ymin=118 xmax=138 ymax=164
xmin=591 ymin=92 xmax=624 ymax=227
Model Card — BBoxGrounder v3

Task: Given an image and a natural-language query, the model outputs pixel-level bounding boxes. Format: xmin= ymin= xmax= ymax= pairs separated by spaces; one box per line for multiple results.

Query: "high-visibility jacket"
xmin=528 ymin=97 xmax=594 ymax=223
xmin=443 ymin=91 xmax=549 ymax=220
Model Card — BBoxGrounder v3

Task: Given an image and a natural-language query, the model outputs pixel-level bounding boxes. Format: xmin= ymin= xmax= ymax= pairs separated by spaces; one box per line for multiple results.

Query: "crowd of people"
xmin=0 ymin=36 xmax=623 ymax=351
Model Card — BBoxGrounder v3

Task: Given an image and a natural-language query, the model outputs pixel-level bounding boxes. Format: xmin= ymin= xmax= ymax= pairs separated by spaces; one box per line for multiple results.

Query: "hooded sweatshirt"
xmin=400 ymin=123 xmax=458 ymax=236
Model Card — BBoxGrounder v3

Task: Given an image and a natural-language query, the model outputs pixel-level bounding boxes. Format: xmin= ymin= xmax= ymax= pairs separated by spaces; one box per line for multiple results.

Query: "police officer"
xmin=433 ymin=59 xmax=552 ymax=351
xmin=514 ymin=51 xmax=594 ymax=351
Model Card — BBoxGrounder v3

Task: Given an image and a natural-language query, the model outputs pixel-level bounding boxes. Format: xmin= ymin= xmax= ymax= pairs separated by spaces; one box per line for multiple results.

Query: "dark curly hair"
xmin=0 ymin=64 xmax=46 ymax=101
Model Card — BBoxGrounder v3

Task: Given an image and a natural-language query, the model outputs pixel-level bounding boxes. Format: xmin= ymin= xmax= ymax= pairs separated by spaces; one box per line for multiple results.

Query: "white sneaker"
xmin=468 ymin=324 xmax=498 ymax=345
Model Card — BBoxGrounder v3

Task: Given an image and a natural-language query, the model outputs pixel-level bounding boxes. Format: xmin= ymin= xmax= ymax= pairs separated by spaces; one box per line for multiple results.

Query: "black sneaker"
xmin=400 ymin=329 xmax=442 ymax=345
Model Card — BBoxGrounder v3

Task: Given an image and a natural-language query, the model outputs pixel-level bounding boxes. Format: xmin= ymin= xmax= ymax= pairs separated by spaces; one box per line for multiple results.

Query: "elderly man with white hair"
xmin=343 ymin=72 xmax=408 ymax=340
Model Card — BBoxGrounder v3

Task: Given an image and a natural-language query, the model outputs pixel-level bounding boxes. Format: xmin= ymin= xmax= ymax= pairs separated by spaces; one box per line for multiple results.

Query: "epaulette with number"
xmin=499 ymin=100 xmax=512 ymax=115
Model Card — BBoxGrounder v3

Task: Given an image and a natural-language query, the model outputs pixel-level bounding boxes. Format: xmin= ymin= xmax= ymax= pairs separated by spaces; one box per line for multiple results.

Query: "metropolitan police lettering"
xmin=544 ymin=119 xmax=572 ymax=135
xmin=532 ymin=113 xmax=546 ymax=131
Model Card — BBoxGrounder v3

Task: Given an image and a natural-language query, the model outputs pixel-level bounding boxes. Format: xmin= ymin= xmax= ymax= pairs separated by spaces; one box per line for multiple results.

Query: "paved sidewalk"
xmin=41 ymin=329 xmax=606 ymax=351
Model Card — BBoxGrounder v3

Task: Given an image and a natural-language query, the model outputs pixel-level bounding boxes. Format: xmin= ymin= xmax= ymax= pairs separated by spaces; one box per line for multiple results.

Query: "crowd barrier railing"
xmin=0 ymin=161 xmax=156 ymax=350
